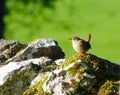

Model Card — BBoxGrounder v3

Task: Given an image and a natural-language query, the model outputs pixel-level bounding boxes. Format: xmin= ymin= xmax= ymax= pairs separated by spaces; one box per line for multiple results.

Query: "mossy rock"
xmin=23 ymin=76 xmax=49 ymax=95
xmin=23 ymin=54 xmax=120 ymax=95
xmin=60 ymin=54 xmax=120 ymax=94
xmin=98 ymin=80 xmax=120 ymax=95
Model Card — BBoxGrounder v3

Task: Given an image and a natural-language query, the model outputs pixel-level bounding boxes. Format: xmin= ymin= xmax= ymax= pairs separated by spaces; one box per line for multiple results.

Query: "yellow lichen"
xmin=16 ymin=49 xmax=24 ymax=55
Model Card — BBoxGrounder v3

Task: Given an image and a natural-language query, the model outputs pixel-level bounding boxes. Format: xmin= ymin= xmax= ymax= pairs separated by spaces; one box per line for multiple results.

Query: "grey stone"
xmin=0 ymin=39 xmax=26 ymax=65
xmin=5 ymin=39 xmax=65 ymax=64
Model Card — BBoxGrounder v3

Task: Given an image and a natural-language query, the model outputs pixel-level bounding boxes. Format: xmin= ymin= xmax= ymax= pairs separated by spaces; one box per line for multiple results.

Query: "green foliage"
xmin=4 ymin=0 xmax=120 ymax=63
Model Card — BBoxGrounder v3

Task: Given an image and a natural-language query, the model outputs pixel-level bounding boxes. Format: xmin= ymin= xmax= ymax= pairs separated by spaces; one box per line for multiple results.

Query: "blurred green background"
xmin=4 ymin=0 xmax=120 ymax=64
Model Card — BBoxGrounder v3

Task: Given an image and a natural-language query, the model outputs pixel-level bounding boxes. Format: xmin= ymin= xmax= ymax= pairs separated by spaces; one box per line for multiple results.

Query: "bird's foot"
xmin=78 ymin=52 xmax=85 ymax=58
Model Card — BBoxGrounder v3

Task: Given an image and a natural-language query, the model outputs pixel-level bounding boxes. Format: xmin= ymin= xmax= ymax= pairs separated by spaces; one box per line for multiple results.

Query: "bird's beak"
xmin=69 ymin=38 xmax=72 ymax=40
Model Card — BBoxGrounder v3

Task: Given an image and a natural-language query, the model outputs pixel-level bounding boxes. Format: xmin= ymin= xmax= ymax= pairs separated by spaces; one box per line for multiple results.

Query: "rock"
xmin=0 ymin=54 xmax=7 ymax=65
xmin=4 ymin=39 xmax=65 ymax=64
xmin=0 ymin=57 xmax=55 ymax=95
xmin=0 ymin=38 xmax=120 ymax=95
xmin=0 ymin=38 xmax=65 ymax=95
xmin=55 ymin=59 xmax=66 ymax=65
xmin=0 ymin=39 xmax=26 ymax=65
xmin=23 ymin=54 xmax=120 ymax=95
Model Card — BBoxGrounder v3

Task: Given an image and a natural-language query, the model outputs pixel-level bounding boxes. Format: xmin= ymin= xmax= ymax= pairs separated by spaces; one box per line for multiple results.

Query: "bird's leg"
xmin=78 ymin=51 xmax=85 ymax=57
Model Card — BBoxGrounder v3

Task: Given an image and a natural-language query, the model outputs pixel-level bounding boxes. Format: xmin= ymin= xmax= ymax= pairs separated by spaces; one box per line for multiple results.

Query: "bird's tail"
xmin=86 ymin=33 xmax=91 ymax=42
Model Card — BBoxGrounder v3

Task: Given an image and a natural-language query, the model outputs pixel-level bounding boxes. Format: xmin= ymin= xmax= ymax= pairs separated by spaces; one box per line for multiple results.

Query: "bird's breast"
xmin=72 ymin=41 xmax=81 ymax=53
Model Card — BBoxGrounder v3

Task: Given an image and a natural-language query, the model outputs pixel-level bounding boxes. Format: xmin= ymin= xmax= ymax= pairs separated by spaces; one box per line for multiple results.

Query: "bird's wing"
xmin=80 ymin=40 xmax=91 ymax=50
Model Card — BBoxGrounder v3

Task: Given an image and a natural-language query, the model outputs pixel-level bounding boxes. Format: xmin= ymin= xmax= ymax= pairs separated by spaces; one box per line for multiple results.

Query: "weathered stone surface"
xmin=0 ymin=54 xmax=7 ymax=65
xmin=0 ymin=38 xmax=65 ymax=95
xmin=0 ymin=38 xmax=120 ymax=95
xmin=0 ymin=57 xmax=55 ymax=95
xmin=23 ymin=54 xmax=120 ymax=95
xmin=5 ymin=39 xmax=65 ymax=64
xmin=0 ymin=39 xmax=26 ymax=65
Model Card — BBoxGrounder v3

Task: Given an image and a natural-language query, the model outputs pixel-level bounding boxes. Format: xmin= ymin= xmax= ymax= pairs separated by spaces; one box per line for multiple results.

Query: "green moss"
xmin=67 ymin=61 xmax=87 ymax=77
xmin=62 ymin=54 xmax=105 ymax=74
xmin=65 ymin=54 xmax=101 ymax=78
xmin=23 ymin=76 xmax=48 ymax=95
xmin=79 ymin=54 xmax=102 ymax=70
xmin=39 ymin=65 xmax=57 ymax=73
xmin=97 ymin=80 xmax=120 ymax=95
xmin=61 ymin=54 xmax=79 ymax=68
xmin=80 ymin=54 xmax=109 ymax=79
xmin=70 ymin=79 xmax=94 ymax=95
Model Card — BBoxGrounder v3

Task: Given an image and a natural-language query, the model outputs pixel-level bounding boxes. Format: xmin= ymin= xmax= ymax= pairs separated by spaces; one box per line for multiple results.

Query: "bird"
xmin=69 ymin=33 xmax=91 ymax=56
